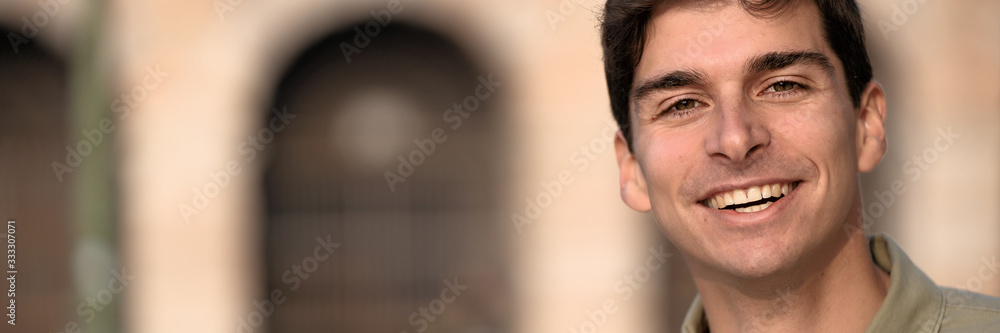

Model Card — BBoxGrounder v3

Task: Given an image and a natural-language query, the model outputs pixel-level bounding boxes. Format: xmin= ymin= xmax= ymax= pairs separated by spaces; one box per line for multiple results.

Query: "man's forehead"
xmin=636 ymin=0 xmax=829 ymax=79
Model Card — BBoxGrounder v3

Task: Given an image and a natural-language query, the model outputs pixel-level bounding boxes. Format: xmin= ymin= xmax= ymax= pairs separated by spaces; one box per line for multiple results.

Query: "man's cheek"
xmin=642 ymin=167 xmax=681 ymax=204
xmin=647 ymin=183 xmax=692 ymax=226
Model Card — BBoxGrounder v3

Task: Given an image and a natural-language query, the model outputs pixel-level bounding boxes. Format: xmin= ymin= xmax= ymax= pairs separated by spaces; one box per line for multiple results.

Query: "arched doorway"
xmin=261 ymin=23 xmax=511 ymax=332
xmin=0 ymin=28 xmax=74 ymax=331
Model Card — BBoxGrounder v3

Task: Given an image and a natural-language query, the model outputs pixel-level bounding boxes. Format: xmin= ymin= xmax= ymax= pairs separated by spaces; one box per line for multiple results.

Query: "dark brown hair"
xmin=601 ymin=0 xmax=872 ymax=151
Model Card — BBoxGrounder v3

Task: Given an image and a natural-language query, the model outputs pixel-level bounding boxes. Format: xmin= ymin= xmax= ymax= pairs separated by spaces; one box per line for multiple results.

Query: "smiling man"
xmin=600 ymin=0 xmax=1000 ymax=332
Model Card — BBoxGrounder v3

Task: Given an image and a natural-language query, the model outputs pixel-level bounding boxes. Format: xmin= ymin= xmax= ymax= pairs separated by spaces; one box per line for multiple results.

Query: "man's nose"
xmin=704 ymin=98 xmax=770 ymax=163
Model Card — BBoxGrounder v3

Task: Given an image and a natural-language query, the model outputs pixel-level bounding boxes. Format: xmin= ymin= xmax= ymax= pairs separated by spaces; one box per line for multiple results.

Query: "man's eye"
xmin=670 ymin=99 xmax=699 ymax=111
xmin=766 ymin=81 xmax=801 ymax=92
xmin=653 ymin=98 xmax=704 ymax=120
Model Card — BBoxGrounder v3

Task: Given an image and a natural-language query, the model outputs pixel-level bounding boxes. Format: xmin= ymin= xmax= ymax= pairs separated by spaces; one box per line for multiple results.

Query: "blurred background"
xmin=0 ymin=0 xmax=996 ymax=332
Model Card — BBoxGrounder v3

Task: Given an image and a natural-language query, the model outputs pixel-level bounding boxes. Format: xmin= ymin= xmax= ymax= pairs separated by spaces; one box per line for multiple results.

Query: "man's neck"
xmin=691 ymin=231 xmax=891 ymax=333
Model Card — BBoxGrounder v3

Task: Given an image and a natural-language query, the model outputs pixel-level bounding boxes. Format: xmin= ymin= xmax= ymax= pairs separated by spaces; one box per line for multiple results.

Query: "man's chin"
xmin=722 ymin=256 xmax=796 ymax=281
xmin=705 ymin=241 xmax=802 ymax=282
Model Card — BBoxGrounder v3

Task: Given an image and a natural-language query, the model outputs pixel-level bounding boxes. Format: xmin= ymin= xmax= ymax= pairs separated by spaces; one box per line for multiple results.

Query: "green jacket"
xmin=681 ymin=234 xmax=1000 ymax=332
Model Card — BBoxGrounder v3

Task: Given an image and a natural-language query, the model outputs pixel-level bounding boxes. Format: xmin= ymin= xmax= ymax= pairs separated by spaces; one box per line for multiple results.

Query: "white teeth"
xmin=760 ymin=201 xmax=772 ymax=210
xmin=707 ymin=182 xmax=797 ymax=211
xmin=733 ymin=189 xmax=747 ymax=205
xmin=732 ymin=201 xmax=773 ymax=213
xmin=747 ymin=186 xmax=762 ymax=202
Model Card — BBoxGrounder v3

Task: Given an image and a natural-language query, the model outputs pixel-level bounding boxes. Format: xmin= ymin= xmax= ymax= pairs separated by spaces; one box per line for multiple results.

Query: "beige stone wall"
xmin=860 ymin=0 xmax=1000 ymax=296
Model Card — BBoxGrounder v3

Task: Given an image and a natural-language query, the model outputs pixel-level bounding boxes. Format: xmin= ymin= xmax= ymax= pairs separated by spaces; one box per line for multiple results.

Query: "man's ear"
xmin=615 ymin=131 xmax=652 ymax=212
xmin=856 ymin=81 xmax=888 ymax=173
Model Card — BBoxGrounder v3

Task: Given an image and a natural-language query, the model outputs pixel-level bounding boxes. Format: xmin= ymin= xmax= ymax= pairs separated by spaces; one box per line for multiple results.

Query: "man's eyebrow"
xmin=630 ymin=70 xmax=707 ymax=105
xmin=745 ymin=51 xmax=834 ymax=76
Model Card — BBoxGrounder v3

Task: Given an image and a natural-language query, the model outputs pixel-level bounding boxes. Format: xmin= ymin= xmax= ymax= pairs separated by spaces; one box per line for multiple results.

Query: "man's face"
xmin=616 ymin=1 xmax=886 ymax=279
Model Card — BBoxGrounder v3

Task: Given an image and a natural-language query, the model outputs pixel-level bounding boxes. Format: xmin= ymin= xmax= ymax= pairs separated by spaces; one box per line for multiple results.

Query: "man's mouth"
xmin=701 ymin=182 xmax=800 ymax=213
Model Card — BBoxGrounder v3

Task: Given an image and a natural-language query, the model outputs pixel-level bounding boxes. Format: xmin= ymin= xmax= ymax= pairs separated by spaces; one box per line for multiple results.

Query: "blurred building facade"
xmin=0 ymin=0 xmax=996 ymax=332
